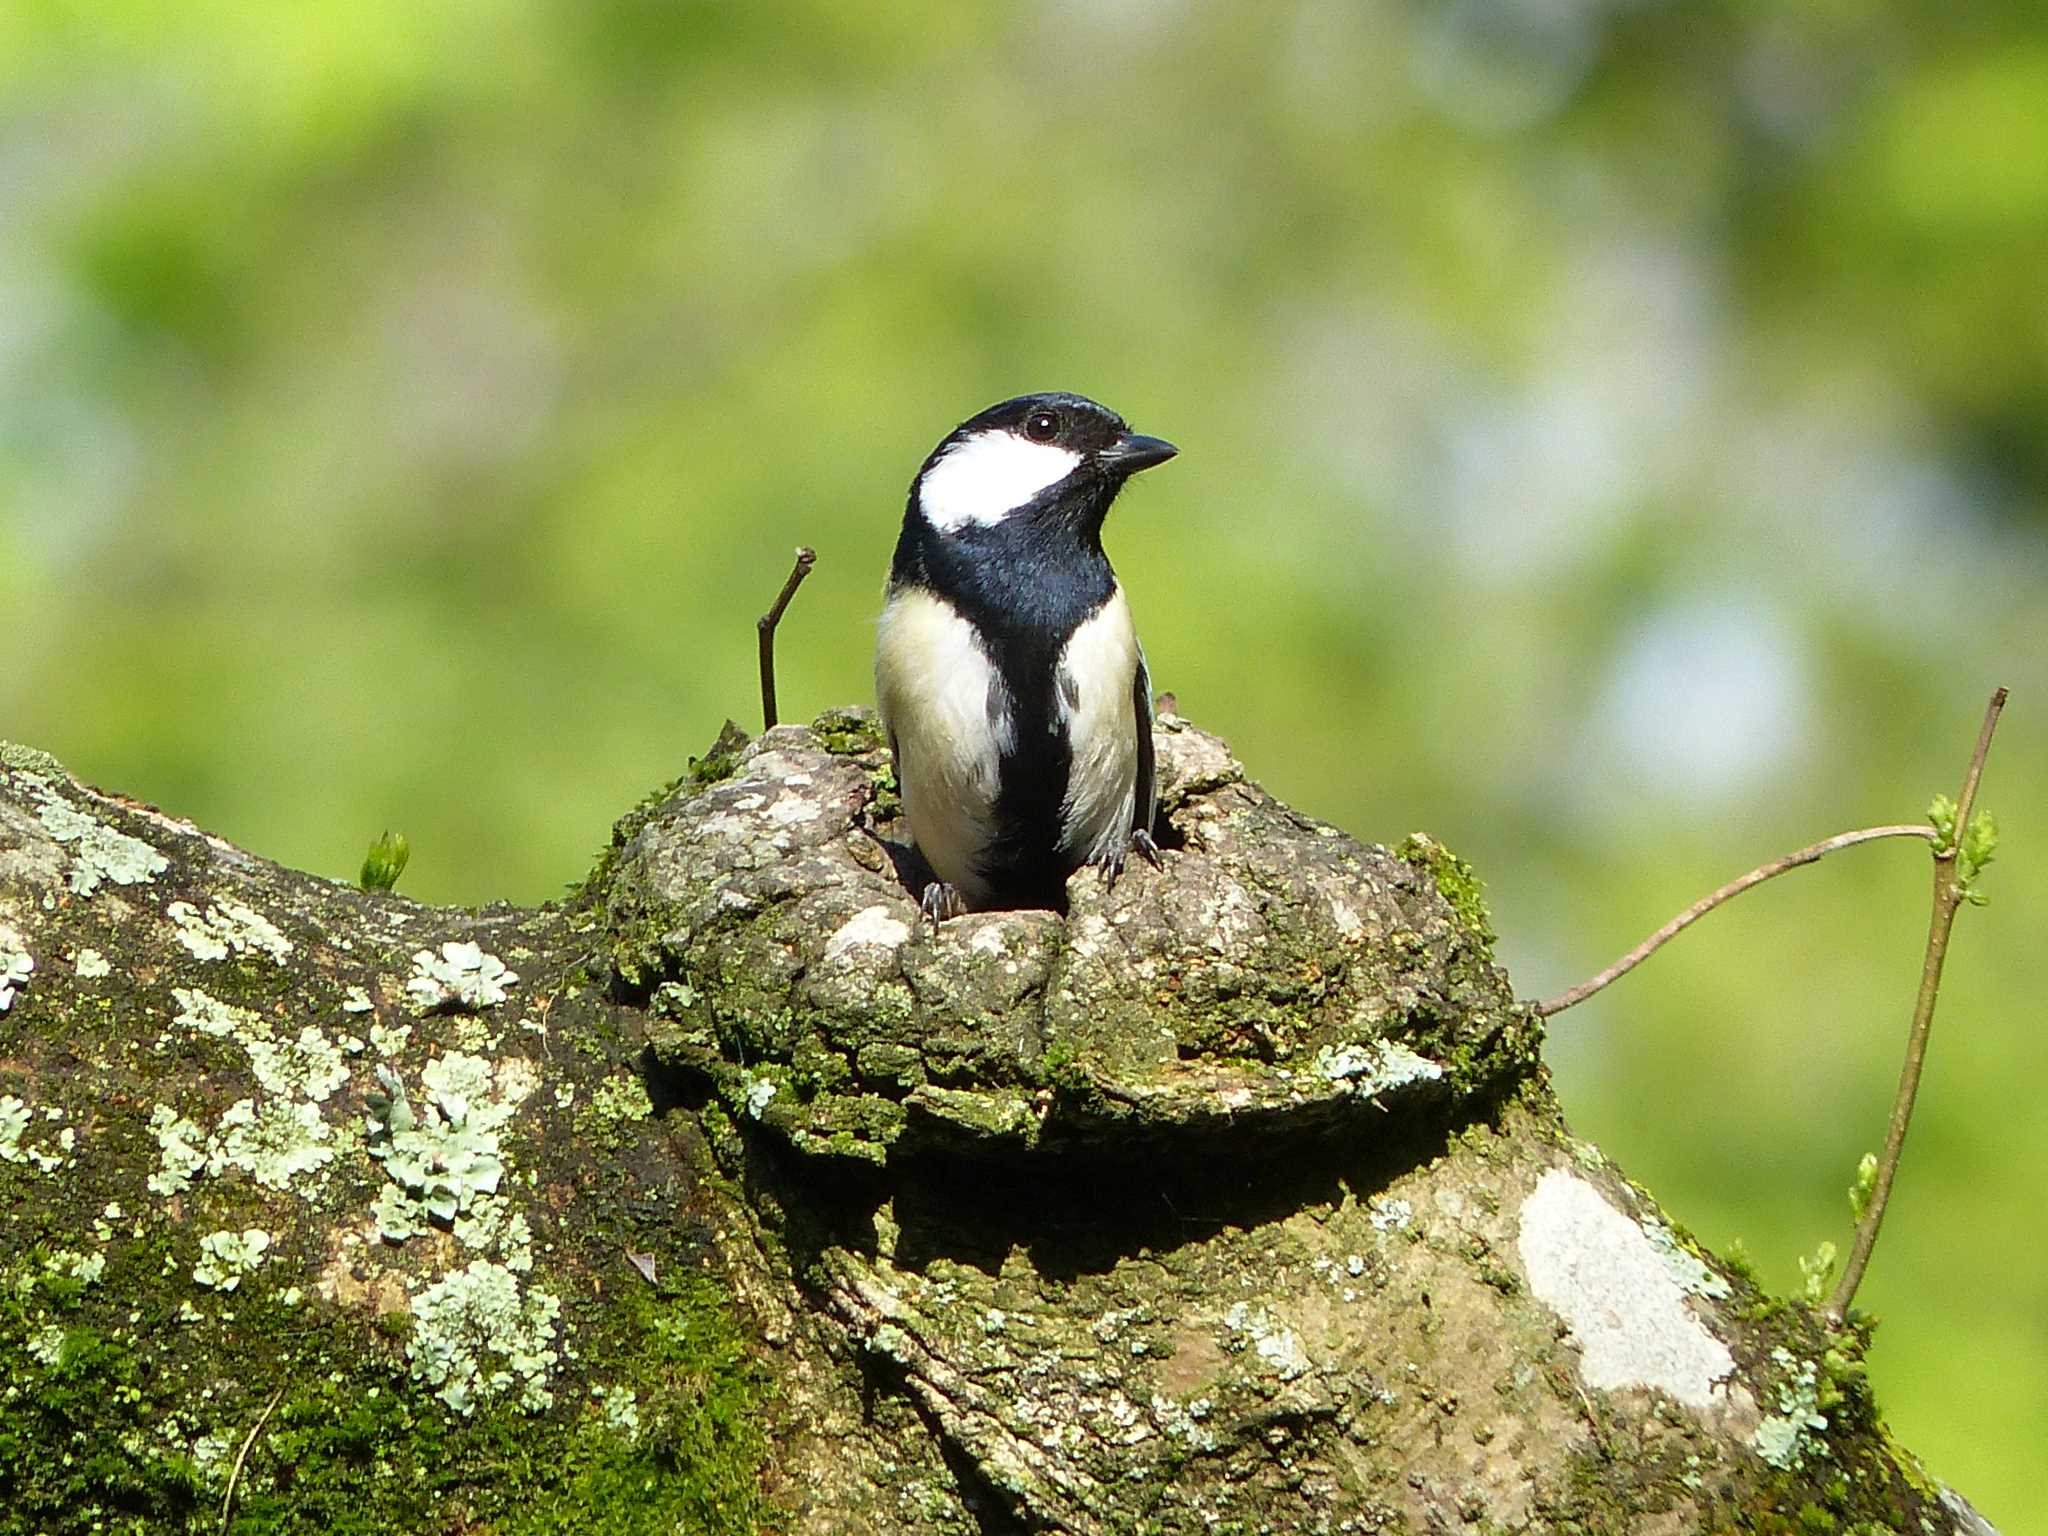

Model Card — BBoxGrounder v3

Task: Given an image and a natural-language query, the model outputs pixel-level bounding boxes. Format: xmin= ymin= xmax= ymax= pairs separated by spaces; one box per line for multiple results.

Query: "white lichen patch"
xmin=0 ymin=1095 xmax=74 ymax=1172
xmin=72 ymin=948 xmax=111 ymax=980
xmin=246 ymin=1026 xmax=349 ymax=1103
xmin=45 ymin=1248 xmax=106 ymax=1285
xmin=207 ymin=1098 xmax=336 ymax=1190
xmin=147 ymin=1105 xmax=208 ymax=1196
xmin=1312 ymin=1040 xmax=1444 ymax=1096
xmin=1642 ymin=1216 xmax=1733 ymax=1301
xmin=342 ymin=985 xmax=375 ymax=1013
xmin=1369 ymin=1196 xmax=1414 ymax=1232
xmin=0 ymin=1095 xmax=28 ymax=1159
xmin=593 ymin=1384 xmax=640 ymax=1440
xmin=367 ymin=1053 xmax=529 ymax=1240
xmin=453 ymin=1193 xmax=535 ymax=1271
xmin=1221 ymin=1301 xmax=1314 ymax=1381
xmin=741 ymin=1074 xmax=778 ymax=1119
xmin=823 ymin=905 xmax=912 ymax=964
xmin=406 ymin=941 xmax=518 ymax=1011
xmin=407 ymin=1259 xmax=563 ymax=1415
xmin=19 ymin=774 xmax=171 ymax=895
xmin=172 ymin=987 xmax=269 ymax=1043
xmin=1150 ymin=1392 xmax=1219 ymax=1451
xmin=1753 ymin=1346 xmax=1829 ymax=1470
xmin=168 ymin=899 xmax=294 ymax=964
xmin=193 ymin=1228 xmax=272 ymax=1291
xmin=369 ymin=1021 xmax=413 ymax=1057
xmin=0 ymin=927 xmax=34 ymax=1011
xmin=1516 ymin=1169 xmax=1734 ymax=1409
xmin=27 ymin=1322 xmax=68 ymax=1366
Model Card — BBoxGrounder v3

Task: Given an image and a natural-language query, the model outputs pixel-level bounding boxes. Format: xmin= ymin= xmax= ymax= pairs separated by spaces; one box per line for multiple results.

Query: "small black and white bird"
xmin=876 ymin=391 xmax=1178 ymax=921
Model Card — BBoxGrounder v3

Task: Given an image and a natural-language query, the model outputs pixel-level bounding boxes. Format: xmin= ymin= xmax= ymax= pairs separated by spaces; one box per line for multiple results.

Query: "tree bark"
xmin=0 ymin=719 xmax=1999 ymax=1534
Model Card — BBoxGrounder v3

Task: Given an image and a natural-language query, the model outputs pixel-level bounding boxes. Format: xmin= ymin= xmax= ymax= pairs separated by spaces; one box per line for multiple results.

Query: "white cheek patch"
xmin=917 ymin=430 xmax=1082 ymax=532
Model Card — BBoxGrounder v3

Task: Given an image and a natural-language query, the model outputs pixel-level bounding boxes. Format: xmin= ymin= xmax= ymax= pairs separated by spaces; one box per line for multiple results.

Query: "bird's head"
xmin=908 ymin=392 xmax=1176 ymax=541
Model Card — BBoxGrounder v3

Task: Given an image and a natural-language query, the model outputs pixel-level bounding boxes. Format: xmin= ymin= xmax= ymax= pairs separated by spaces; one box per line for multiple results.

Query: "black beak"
xmin=1099 ymin=433 xmax=1178 ymax=475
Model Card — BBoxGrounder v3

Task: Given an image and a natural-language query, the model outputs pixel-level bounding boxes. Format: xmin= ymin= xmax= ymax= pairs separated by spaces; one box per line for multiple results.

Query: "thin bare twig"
xmin=1535 ymin=824 xmax=1939 ymax=1018
xmin=757 ymin=546 xmax=817 ymax=731
xmin=220 ymin=1385 xmax=287 ymax=1532
xmin=1828 ymin=686 xmax=2008 ymax=1323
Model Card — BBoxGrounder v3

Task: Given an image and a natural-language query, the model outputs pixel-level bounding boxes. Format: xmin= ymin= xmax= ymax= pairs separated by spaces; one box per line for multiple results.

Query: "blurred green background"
xmin=3 ymin=0 xmax=2043 ymax=1523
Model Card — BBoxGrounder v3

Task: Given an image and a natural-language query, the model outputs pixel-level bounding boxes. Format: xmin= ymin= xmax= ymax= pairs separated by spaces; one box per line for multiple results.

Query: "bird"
xmin=875 ymin=391 xmax=1178 ymax=922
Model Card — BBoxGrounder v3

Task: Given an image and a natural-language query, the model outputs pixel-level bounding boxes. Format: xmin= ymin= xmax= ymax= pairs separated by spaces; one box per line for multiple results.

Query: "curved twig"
xmin=220 ymin=1385 xmax=286 ymax=1532
xmin=1535 ymin=824 xmax=1939 ymax=1018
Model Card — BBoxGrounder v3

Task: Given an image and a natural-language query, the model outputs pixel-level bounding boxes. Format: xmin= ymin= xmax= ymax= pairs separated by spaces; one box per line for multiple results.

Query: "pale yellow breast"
xmin=874 ymin=587 xmax=1007 ymax=902
xmin=1056 ymin=586 xmax=1140 ymax=862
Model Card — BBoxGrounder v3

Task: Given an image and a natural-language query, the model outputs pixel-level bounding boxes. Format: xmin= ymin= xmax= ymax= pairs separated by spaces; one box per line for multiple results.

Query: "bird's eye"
xmin=1024 ymin=410 xmax=1060 ymax=443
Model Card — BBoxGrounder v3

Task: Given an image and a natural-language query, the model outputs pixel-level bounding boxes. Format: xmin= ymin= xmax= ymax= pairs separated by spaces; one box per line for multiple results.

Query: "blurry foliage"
xmin=2 ymin=0 xmax=2045 ymax=1526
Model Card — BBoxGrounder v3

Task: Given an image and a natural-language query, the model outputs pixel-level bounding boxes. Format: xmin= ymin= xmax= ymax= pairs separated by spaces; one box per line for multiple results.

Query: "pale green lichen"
xmin=0 ymin=1096 xmax=26 ymax=1162
xmin=1368 ymin=1196 xmax=1413 ymax=1232
xmin=0 ymin=742 xmax=65 ymax=776
xmin=1221 ymin=1301 xmax=1313 ymax=1381
xmin=367 ymin=1054 xmax=533 ymax=1240
xmin=369 ymin=1021 xmax=412 ymax=1056
xmin=1642 ymin=1217 xmax=1733 ymax=1301
xmin=0 ymin=1098 xmax=74 ymax=1172
xmin=171 ymin=986 xmax=268 ymax=1042
xmin=71 ymin=948 xmax=110 ymax=980
xmin=206 ymin=1098 xmax=336 ymax=1190
xmin=342 ymin=985 xmax=375 ymax=1014
xmin=593 ymin=1384 xmax=641 ymax=1440
xmin=406 ymin=1259 xmax=563 ymax=1415
xmin=741 ymin=1075 xmax=778 ymax=1119
xmin=45 ymin=1248 xmax=106 ymax=1285
xmin=406 ymin=941 xmax=518 ymax=1011
xmin=167 ymin=899 xmax=294 ymax=964
xmin=19 ymin=775 xmax=170 ymax=894
xmin=246 ymin=1026 xmax=349 ymax=1102
xmin=146 ymin=1105 xmax=208 ymax=1196
xmin=586 ymin=1071 xmax=653 ymax=1127
xmin=1754 ymin=1346 xmax=1829 ymax=1470
xmin=27 ymin=1323 xmax=66 ymax=1366
xmin=1313 ymin=1040 xmax=1445 ymax=1095
xmin=192 ymin=1228 xmax=272 ymax=1291
xmin=0 ymin=928 xmax=32 ymax=1011
xmin=452 ymin=1194 xmax=534 ymax=1271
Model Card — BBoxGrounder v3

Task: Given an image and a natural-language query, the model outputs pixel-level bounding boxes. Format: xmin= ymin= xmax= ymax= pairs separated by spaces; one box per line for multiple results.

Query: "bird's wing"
xmin=1131 ymin=645 xmax=1156 ymax=838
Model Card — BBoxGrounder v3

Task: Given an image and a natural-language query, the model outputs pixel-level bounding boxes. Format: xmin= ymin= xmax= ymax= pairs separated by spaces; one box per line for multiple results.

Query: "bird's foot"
xmin=920 ymin=881 xmax=967 ymax=928
xmin=1092 ymin=829 xmax=1162 ymax=891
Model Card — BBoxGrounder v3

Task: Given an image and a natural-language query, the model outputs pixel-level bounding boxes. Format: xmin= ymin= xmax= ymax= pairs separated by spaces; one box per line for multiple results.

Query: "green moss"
xmin=808 ymin=707 xmax=886 ymax=757
xmin=575 ymin=720 xmax=753 ymax=904
xmin=688 ymin=720 xmax=752 ymax=786
xmin=1396 ymin=833 xmax=1496 ymax=954
xmin=0 ymin=1262 xmax=766 ymax=1534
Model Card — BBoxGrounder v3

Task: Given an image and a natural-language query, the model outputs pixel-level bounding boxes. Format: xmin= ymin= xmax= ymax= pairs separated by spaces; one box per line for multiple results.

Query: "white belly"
xmin=1055 ymin=588 xmax=1140 ymax=864
xmin=875 ymin=587 xmax=1009 ymax=904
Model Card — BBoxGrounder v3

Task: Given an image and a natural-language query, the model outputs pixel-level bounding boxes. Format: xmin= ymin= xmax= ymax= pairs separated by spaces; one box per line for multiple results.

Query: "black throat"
xmin=890 ymin=481 xmax=1123 ymax=904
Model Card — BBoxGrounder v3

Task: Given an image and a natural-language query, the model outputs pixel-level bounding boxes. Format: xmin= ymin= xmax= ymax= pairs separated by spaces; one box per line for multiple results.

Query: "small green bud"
xmin=1928 ymin=793 xmax=1959 ymax=853
xmin=1959 ymin=808 xmax=1998 ymax=886
xmin=360 ymin=831 xmax=410 ymax=892
xmin=1799 ymin=1240 xmax=1838 ymax=1304
xmin=1849 ymin=1153 xmax=1878 ymax=1221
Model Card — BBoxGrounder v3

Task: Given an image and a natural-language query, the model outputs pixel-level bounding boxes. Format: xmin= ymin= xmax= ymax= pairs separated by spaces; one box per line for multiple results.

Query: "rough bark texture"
xmin=0 ymin=714 xmax=1999 ymax=1535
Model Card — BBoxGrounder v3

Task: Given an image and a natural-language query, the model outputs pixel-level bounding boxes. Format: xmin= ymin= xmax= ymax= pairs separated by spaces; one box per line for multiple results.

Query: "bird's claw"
xmin=920 ymin=881 xmax=967 ymax=929
xmin=1094 ymin=829 xmax=1162 ymax=891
